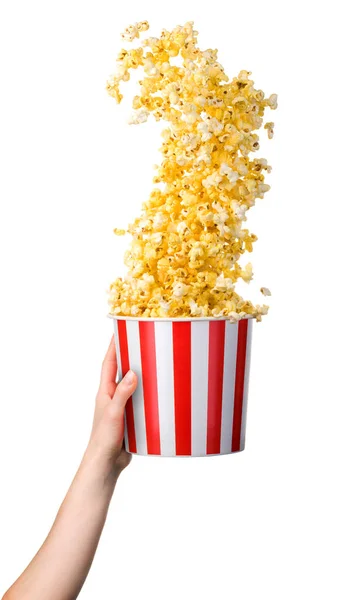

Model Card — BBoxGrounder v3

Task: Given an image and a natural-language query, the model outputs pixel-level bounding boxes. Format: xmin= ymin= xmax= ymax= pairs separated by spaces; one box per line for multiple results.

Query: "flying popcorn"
xmin=106 ymin=21 xmax=277 ymax=321
xmin=260 ymin=287 xmax=272 ymax=296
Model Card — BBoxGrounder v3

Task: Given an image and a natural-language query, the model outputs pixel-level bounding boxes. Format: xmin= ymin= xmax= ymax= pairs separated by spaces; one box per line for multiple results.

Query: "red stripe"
xmin=117 ymin=320 xmax=137 ymax=453
xmin=139 ymin=321 xmax=161 ymax=455
xmin=207 ymin=321 xmax=226 ymax=454
xmin=232 ymin=319 xmax=249 ymax=452
xmin=172 ymin=322 xmax=191 ymax=455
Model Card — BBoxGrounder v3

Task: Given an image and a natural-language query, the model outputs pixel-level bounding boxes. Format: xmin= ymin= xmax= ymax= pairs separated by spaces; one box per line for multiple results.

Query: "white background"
xmin=0 ymin=0 xmax=347 ymax=598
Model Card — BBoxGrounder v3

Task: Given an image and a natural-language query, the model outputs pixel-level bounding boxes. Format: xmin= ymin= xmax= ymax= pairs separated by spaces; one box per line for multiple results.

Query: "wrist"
xmin=80 ymin=441 xmax=120 ymax=495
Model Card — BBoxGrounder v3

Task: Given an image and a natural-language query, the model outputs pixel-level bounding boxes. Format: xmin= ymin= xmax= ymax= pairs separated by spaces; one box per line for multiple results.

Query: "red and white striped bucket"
xmin=110 ymin=316 xmax=253 ymax=457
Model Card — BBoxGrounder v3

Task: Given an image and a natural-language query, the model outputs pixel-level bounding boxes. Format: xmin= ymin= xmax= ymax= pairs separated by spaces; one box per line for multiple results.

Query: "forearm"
xmin=4 ymin=444 xmax=118 ymax=600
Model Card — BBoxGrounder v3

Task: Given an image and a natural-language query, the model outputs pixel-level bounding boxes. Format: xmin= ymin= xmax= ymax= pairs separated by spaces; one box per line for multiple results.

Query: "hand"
xmin=1 ymin=337 xmax=138 ymax=600
xmin=88 ymin=336 xmax=138 ymax=476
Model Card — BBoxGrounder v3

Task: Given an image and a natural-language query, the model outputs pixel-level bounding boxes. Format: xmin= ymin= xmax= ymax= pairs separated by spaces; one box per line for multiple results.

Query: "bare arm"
xmin=2 ymin=338 xmax=137 ymax=600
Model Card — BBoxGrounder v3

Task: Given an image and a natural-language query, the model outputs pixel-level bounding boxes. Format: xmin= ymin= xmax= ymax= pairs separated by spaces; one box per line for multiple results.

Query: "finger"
xmin=95 ymin=371 xmax=138 ymax=456
xmin=99 ymin=336 xmax=117 ymax=395
xmin=111 ymin=370 xmax=137 ymax=412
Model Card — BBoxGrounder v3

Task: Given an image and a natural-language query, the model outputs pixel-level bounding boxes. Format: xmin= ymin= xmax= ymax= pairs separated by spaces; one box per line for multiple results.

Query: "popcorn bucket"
xmin=110 ymin=316 xmax=253 ymax=457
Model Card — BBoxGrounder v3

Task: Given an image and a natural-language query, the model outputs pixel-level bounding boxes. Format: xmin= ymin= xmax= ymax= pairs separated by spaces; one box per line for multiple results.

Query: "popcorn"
xmin=173 ymin=282 xmax=189 ymax=298
xmin=214 ymin=274 xmax=235 ymax=291
xmin=202 ymin=171 xmax=223 ymax=188
xmin=231 ymin=200 xmax=247 ymax=220
xmin=260 ymin=287 xmax=271 ymax=296
xmin=267 ymin=94 xmax=278 ymax=109
xmin=121 ymin=21 xmax=149 ymax=42
xmin=189 ymin=300 xmax=205 ymax=317
xmin=128 ymin=108 xmax=149 ymax=124
xmin=220 ymin=163 xmax=239 ymax=184
xmin=143 ymin=58 xmax=159 ymax=76
xmin=241 ymin=262 xmax=253 ymax=283
xmin=107 ymin=22 xmax=277 ymax=320
xmin=264 ymin=122 xmax=274 ymax=139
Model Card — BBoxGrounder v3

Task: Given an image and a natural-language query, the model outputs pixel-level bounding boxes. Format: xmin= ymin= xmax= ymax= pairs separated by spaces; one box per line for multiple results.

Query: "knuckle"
xmin=104 ymin=402 xmax=122 ymax=423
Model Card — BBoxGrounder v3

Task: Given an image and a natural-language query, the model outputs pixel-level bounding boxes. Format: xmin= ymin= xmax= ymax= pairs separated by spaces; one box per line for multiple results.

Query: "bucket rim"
xmin=107 ymin=313 xmax=255 ymax=323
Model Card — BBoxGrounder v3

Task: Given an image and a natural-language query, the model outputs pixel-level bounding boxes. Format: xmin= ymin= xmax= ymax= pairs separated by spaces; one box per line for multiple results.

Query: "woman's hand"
xmin=87 ymin=336 xmax=137 ymax=477
xmin=2 ymin=337 xmax=137 ymax=600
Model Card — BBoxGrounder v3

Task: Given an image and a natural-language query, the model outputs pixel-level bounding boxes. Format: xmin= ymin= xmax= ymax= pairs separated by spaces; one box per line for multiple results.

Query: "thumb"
xmin=111 ymin=370 xmax=138 ymax=412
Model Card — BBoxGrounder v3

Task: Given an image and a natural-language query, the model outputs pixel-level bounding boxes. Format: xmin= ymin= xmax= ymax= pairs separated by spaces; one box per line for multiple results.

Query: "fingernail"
xmin=124 ymin=370 xmax=135 ymax=385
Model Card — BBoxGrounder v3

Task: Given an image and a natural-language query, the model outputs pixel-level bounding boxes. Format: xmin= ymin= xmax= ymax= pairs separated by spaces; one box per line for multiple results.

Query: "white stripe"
xmin=126 ymin=321 xmax=147 ymax=455
xmin=123 ymin=414 xmax=129 ymax=452
xmin=240 ymin=320 xmax=253 ymax=450
xmin=154 ymin=321 xmax=175 ymax=456
xmin=113 ymin=321 xmax=123 ymax=383
xmin=220 ymin=321 xmax=239 ymax=454
xmin=114 ymin=321 xmax=123 ymax=383
xmin=113 ymin=323 xmax=128 ymax=450
xmin=191 ymin=321 xmax=209 ymax=456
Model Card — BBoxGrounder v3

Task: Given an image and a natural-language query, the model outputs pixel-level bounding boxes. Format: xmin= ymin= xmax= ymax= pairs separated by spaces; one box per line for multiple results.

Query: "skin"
xmin=2 ymin=337 xmax=137 ymax=600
